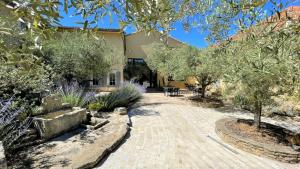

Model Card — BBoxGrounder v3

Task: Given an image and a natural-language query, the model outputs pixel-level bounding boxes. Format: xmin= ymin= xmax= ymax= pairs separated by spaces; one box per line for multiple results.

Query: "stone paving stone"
xmin=96 ymin=93 xmax=300 ymax=169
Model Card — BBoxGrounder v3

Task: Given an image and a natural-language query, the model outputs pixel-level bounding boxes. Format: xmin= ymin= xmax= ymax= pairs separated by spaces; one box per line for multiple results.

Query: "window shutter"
xmin=116 ymin=71 xmax=121 ymax=86
xmin=102 ymin=74 xmax=107 ymax=86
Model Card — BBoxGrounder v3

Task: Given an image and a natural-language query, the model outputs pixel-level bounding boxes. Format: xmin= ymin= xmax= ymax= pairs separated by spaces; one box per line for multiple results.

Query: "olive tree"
xmin=175 ymin=46 xmax=221 ymax=98
xmin=143 ymin=42 xmax=178 ymax=78
xmin=144 ymin=43 xmax=221 ymax=98
xmin=223 ymin=24 xmax=300 ymax=128
xmin=43 ymin=32 xmax=123 ymax=83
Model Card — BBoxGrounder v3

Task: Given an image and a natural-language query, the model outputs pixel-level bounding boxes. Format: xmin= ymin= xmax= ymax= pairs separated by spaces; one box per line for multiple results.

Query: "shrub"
xmin=98 ymin=82 xmax=145 ymax=111
xmin=0 ymin=97 xmax=32 ymax=151
xmin=88 ymin=102 xmax=103 ymax=111
xmin=233 ymin=94 xmax=252 ymax=110
xmin=59 ymin=83 xmax=95 ymax=107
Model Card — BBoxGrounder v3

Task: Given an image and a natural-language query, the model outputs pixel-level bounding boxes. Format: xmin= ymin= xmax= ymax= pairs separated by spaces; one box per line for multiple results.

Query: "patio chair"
xmin=163 ymin=87 xmax=169 ymax=96
xmin=185 ymin=84 xmax=195 ymax=91
xmin=193 ymin=87 xmax=202 ymax=96
xmin=163 ymin=87 xmax=173 ymax=96
xmin=172 ymin=88 xmax=180 ymax=96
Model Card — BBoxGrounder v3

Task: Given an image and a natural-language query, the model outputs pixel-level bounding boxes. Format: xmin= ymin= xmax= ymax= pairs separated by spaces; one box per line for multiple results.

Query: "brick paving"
xmin=96 ymin=92 xmax=300 ymax=169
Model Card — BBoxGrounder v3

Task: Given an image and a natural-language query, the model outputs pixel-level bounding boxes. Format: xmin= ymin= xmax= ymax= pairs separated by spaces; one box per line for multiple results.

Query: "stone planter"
xmin=33 ymin=107 xmax=87 ymax=139
xmin=215 ymin=118 xmax=300 ymax=163
xmin=0 ymin=141 xmax=7 ymax=169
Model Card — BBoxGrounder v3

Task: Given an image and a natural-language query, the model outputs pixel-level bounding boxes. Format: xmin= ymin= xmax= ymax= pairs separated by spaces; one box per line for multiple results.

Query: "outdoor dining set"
xmin=163 ymin=84 xmax=202 ymax=96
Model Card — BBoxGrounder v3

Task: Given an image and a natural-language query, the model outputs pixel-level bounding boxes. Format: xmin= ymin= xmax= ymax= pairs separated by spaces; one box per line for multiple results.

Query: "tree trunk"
xmin=254 ymin=100 xmax=262 ymax=129
xmin=201 ymin=84 xmax=207 ymax=98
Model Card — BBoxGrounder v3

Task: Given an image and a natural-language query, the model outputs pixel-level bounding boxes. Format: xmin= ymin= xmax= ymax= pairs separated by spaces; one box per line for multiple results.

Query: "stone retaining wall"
xmin=215 ymin=118 xmax=300 ymax=163
xmin=0 ymin=142 xmax=7 ymax=169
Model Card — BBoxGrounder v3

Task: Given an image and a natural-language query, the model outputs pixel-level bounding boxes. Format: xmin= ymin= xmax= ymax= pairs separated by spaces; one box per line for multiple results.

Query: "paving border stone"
xmin=215 ymin=118 xmax=300 ymax=163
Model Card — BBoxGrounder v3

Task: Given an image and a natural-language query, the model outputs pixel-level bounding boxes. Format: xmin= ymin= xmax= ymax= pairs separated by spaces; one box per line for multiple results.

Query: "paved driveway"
xmin=96 ymin=93 xmax=299 ymax=169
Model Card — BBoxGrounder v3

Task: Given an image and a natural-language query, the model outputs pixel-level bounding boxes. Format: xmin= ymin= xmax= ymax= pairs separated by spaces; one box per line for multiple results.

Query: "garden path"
xmin=96 ymin=92 xmax=300 ymax=169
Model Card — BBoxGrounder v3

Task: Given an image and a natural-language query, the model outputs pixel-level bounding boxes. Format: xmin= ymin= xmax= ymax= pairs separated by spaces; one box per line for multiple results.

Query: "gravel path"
xmin=96 ymin=92 xmax=300 ymax=169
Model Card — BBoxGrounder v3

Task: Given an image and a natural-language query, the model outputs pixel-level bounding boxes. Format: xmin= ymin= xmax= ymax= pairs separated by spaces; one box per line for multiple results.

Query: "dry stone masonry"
xmin=215 ymin=118 xmax=300 ymax=163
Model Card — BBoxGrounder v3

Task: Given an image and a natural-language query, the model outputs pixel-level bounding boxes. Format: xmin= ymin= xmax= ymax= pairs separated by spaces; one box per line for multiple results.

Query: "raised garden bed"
xmin=216 ymin=118 xmax=300 ymax=163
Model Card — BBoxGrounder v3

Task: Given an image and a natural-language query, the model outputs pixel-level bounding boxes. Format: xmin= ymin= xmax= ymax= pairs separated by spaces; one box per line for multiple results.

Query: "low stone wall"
xmin=0 ymin=142 xmax=7 ymax=169
xmin=215 ymin=118 xmax=300 ymax=163
xmin=34 ymin=107 xmax=87 ymax=139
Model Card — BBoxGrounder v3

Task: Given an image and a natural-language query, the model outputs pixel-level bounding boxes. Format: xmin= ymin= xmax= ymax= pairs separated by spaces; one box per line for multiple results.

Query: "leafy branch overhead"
xmin=2 ymin=0 xmax=291 ymax=42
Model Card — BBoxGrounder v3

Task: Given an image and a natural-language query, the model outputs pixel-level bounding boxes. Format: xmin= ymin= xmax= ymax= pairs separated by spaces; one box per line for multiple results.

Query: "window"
xmin=109 ymin=73 xmax=116 ymax=85
xmin=93 ymin=79 xmax=99 ymax=85
xmin=134 ymin=58 xmax=144 ymax=64
xmin=127 ymin=58 xmax=145 ymax=65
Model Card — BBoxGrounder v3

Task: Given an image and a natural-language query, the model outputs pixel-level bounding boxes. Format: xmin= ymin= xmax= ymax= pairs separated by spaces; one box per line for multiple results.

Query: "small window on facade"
xmin=109 ymin=73 xmax=116 ymax=86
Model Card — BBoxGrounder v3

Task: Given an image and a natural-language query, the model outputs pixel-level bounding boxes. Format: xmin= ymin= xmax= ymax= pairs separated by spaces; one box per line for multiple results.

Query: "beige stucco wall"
xmin=125 ymin=30 xmax=183 ymax=59
xmin=99 ymin=32 xmax=125 ymax=83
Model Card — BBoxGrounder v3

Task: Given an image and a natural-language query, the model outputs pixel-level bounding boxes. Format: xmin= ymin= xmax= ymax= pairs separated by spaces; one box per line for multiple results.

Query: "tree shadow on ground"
xmin=165 ymin=94 xmax=185 ymax=97
xmin=8 ymin=146 xmax=71 ymax=169
xmin=129 ymin=108 xmax=160 ymax=117
xmin=132 ymin=102 xmax=167 ymax=108
xmin=51 ymin=128 xmax=85 ymax=142
xmin=212 ymin=103 xmax=253 ymax=118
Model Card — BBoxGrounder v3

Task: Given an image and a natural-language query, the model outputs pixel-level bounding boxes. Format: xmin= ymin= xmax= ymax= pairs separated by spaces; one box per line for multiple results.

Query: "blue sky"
xmin=59 ymin=1 xmax=300 ymax=48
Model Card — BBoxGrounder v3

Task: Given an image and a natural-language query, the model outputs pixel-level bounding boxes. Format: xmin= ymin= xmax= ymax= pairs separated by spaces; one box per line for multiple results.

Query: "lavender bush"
xmin=59 ymin=83 xmax=96 ymax=107
xmin=0 ymin=97 xmax=32 ymax=150
xmin=98 ymin=82 xmax=145 ymax=111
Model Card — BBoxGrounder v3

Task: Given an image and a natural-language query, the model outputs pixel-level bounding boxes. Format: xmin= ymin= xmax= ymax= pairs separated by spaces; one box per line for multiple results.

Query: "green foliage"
xmin=0 ymin=51 xmax=53 ymax=100
xmin=143 ymin=42 xmax=177 ymax=77
xmin=175 ymin=45 xmax=221 ymax=97
xmin=59 ymin=84 xmax=95 ymax=107
xmin=98 ymin=83 xmax=144 ymax=111
xmin=144 ymin=43 xmax=221 ymax=97
xmin=0 ymin=17 xmax=53 ymax=102
xmin=3 ymin=0 xmax=210 ymax=35
xmin=88 ymin=102 xmax=104 ymax=111
xmin=4 ymin=0 xmax=290 ymax=44
xmin=43 ymin=32 xmax=123 ymax=82
xmin=233 ymin=94 xmax=252 ymax=109
xmin=222 ymin=23 xmax=300 ymax=127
